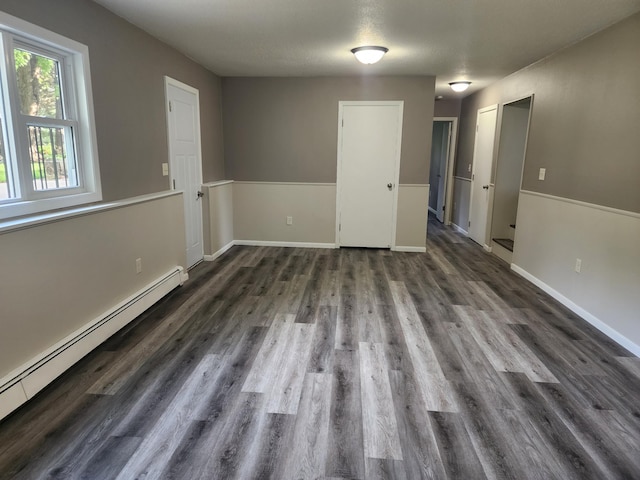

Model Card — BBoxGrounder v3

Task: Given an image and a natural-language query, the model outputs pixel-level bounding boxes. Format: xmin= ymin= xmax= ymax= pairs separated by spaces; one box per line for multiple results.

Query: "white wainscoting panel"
xmin=512 ymin=191 xmax=640 ymax=355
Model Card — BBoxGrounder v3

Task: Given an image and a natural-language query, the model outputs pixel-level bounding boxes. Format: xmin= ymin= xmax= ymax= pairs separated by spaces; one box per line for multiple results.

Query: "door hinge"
xmin=169 ymin=101 xmax=173 ymax=112
xmin=339 ymin=223 xmax=341 ymax=231
xmin=342 ymin=119 xmax=344 ymax=127
xmin=476 ymin=125 xmax=479 ymax=132
xmin=468 ymin=221 xmax=471 ymax=227
xmin=442 ymin=205 xmax=446 ymax=211
xmin=173 ymin=179 xmax=176 ymax=189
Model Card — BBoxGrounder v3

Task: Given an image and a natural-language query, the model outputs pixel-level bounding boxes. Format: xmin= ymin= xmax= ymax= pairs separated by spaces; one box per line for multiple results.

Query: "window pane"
xmin=0 ymin=116 xmax=15 ymax=200
xmin=28 ymin=125 xmax=77 ymax=191
xmin=14 ymin=48 xmax=63 ymax=119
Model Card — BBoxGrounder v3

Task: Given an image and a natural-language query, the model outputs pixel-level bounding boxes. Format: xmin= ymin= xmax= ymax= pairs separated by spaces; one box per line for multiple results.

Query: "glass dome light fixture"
xmin=449 ymin=81 xmax=471 ymax=92
xmin=351 ymin=46 xmax=389 ymax=65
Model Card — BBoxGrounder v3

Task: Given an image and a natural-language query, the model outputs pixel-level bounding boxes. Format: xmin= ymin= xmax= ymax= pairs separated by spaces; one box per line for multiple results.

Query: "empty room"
xmin=0 ymin=0 xmax=639 ymax=478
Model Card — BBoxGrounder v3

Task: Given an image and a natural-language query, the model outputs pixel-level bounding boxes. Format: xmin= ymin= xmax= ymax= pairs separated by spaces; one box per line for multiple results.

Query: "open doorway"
xmin=490 ymin=96 xmax=533 ymax=263
xmin=428 ymin=117 xmax=458 ymax=225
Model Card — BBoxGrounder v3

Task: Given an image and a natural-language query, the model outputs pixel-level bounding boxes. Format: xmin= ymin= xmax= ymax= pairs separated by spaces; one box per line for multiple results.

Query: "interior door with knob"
xmin=468 ymin=104 xmax=498 ymax=247
xmin=336 ymin=101 xmax=403 ymax=248
xmin=165 ymin=77 xmax=204 ymax=268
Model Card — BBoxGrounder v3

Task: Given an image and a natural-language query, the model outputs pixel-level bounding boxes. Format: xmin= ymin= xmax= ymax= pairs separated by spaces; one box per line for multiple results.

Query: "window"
xmin=0 ymin=12 xmax=100 ymax=220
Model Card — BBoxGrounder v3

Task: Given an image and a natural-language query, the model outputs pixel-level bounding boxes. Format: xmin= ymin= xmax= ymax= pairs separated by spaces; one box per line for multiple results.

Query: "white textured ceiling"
xmin=93 ymin=0 xmax=640 ymax=97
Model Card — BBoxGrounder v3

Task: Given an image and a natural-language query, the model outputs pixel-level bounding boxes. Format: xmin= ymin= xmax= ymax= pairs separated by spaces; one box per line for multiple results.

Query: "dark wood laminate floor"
xmin=1 ymin=217 xmax=639 ymax=479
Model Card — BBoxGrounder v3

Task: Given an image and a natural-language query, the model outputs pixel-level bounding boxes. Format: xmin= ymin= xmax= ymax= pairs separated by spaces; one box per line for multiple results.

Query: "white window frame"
xmin=0 ymin=12 xmax=101 ymax=220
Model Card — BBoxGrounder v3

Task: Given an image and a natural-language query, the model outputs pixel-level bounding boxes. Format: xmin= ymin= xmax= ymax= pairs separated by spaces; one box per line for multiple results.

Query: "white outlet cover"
xmin=538 ymin=168 xmax=546 ymax=180
xmin=162 ymin=163 xmax=169 ymax=176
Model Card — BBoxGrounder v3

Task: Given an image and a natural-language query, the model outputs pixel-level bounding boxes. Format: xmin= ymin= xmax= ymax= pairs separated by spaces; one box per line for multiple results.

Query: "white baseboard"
xmin=451 ymin=223 xmax=468 ymax=235
xmin=511 ymin=264 xmax=640 ymax=357
xmin=204 ymin=241 xmax=235 ymax=261
xmin=392 ymin=246 xmax=427 ymax=253
xmin=234 ymin=240 xmax=337 ymax=249
xmin=0 ymin=267 xmax=185 ymax=421
xmin=483 ymin=244 xmax=492 ymax=253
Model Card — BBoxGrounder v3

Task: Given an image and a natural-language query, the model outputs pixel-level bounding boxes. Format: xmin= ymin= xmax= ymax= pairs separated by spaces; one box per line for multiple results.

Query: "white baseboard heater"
xmin=0 ymin=267 xmax=187 ymax=421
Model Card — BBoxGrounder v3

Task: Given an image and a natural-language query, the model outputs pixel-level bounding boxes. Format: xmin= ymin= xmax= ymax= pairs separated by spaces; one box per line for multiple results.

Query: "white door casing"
xmin=436 ymin=122 xmax=452 ymax=223
xmin=336 ymin=101 xmax=403 ymax=248
xmin=434 ymin=117 xmax=458 ymax=226
xmin=468 ymin=105 xmax=498 ymax=247
xmin=165 ymin=77 xmax=204 ymax=268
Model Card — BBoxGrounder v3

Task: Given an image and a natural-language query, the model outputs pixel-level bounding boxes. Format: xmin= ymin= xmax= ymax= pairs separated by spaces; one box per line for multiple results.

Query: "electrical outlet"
xmin=538 ymin=168 xmax=546 ymax=181
xmin=136 ymin=258 xmax=142 ymax=274
xmin=468 ymin=164 xmax=472 ymax=173
xmin=286 ymin=216 xmax=293 ymax=225
xmin=575 ymin=258 xmax=582 ymax=273
xmin=162 ymin=163 xmax=169 ymax=176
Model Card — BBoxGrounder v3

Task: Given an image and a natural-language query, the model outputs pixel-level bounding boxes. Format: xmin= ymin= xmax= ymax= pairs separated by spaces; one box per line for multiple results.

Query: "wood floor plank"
xmin=307 ymin=305 xmax=338 ymax=374
xmin=242 ymin=314 xmax=295 ymax=393
xmin=265 ymin=322 xmax=316 ymax=414
xmin=114 ymin=354 xmax=224 ymax=479
xmin=359 ymin=342 xmax=403 ymax=460
xmin=389 ymin=281 xmax=458 ymax=412
xmin=277 ymin=372 xmax=333 ymax=480
xmin=428 ymin=411 xmax=487 ymax=480
xmin=453 ymin=305 xmax=558 ymax=383
xmin=365 ymin=458 xmax=408 ymax=480
xmin=325 ymin=349 xmax=365 ymax=479
xmin=388 ymin=369 xmax=447 ymax=479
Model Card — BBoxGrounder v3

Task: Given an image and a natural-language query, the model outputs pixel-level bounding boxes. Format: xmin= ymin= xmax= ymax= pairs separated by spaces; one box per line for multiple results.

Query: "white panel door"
xmin=469 ymin=105 xmax=498 ymax=246
xmin=338 ymin=102 xmax=403 ymax=248
xmin=166 ymin=78 xmax=203 ymax=268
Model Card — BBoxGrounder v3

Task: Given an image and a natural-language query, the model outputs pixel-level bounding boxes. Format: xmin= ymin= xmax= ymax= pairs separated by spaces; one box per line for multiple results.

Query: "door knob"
xmin=387 ymin=183 xmax=393 ymax=190
xmin=482 ymin=185 xmax=489 ymax=190
xmin=197 ymin=190 xmax=204 ymax=199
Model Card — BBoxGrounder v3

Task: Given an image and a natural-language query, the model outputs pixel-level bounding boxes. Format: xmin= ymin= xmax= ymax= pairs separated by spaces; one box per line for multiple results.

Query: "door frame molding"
xmin=164 ymin=76 xmax=204 ymax=266
xmin=433 ymin=116 xmax=458 ymax=226
xmin=335 ymin=101 xmax=404 ymax=248
xmin=468 ymin=104 xmax=498 ymax=249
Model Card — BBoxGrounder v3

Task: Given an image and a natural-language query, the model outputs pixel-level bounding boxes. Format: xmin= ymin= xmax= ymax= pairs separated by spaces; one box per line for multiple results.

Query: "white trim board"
xmin=520 ymin=189 xmax=640 ymax=219
xmin=204 ymin=241 xmax=235 ymax=261
xmin=393 ymin=246 xmax=427 ymax=253
xmin=0 ymin=267 xmax=186 ymax=421
xmin=511 ymin=264 xmax=640 ymax=357
xmin=234 ymin=240 xmax=337 ymax=249
xmin=202 ymin=180 xmax=234 ymax=188
xmin=451 ymin=223 xmax=468 ymax=235
xmin=234 ymin=181 xmax=337 ymax=187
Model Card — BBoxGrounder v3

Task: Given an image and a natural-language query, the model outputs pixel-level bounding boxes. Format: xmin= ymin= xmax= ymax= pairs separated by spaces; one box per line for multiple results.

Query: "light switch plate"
xmin=538 ymin=168 xmax=546 ymax=180
xmin=162 ymin=163 xmax=169 ymax=176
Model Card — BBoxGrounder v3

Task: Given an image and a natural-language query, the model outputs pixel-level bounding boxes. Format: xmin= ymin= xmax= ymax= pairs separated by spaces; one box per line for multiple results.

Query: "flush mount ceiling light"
xmin=351 ymin=46 xmax=388 ymax=65
xmin=449 ymin=81 xmax=471 ymax=92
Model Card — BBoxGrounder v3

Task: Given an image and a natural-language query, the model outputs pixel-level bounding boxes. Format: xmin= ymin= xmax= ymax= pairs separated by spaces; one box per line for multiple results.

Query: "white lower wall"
xmin=513 ymin=191 xmax=640 ymax=354
xmin=233 ymin=182 xmax=337 ymax=246
xmin=395 ymin=184 xmax=429 ymax=251
xmin=452 ymin=176 xmax=471 ymax=233
xmin=203 ymin=181 xmax=234 ymax=259
xmin=0 ymin=192 xmax=187 ymax=383
xmin=231 ymin=181 xmax=430 ymax=250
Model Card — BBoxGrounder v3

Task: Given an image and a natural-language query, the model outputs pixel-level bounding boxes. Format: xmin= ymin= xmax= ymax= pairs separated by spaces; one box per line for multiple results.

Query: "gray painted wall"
xmin=1 ymin=0 xmax=225 ymax=201
xmin=434 ymin=99 xmax=461 ymax=118
xmin=222 ymin=76 xmax=435 ymax=183
xmin=455 ymin=11 xmax=640 ymax=213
